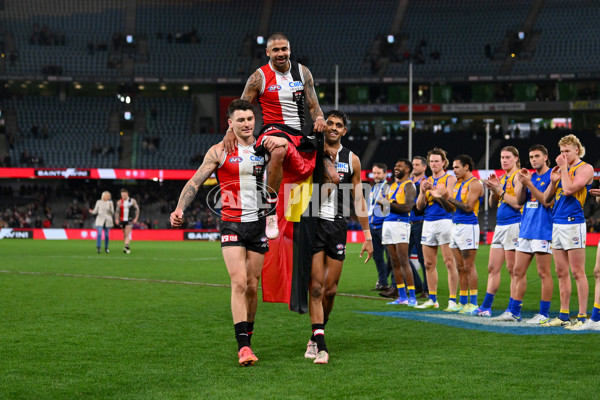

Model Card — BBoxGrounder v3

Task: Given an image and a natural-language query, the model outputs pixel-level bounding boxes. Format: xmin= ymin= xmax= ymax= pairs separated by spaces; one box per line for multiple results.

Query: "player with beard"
xmin=379 ymin=159 xmax=417 ymax=307
xmin=304 ymin=110 xmax=373 ymax=364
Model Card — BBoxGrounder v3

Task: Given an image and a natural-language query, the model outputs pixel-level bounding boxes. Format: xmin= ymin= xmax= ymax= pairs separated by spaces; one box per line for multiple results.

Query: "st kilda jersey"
xmin=257 ymin=60 xmax=305 ymax=130
xmin=319 ymin=146 xmax=354 ymax=221
xmin=216 ymin=143 xmax=266 ymax=222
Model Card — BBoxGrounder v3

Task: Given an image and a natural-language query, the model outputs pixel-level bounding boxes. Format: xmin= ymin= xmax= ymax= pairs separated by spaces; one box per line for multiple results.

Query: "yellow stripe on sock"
xmin=560 ymin=309 xmax=569 ymax=314
xmin=577 ymin=313 xmax=587 ymax=318
xmin=397 ymin=284 xmax=405 ymax=289
xmin=469 ymin=290 xmax=478 ymax=296
xmin=430 ymin=291 xmax=437 ymax=295
xmin=407 ymin=286 xmax=415 ymax=290
xmin=460 ymin=290 xmax=469 ymax=296
xmin=594 ymin=303 xmax=600 ymax=309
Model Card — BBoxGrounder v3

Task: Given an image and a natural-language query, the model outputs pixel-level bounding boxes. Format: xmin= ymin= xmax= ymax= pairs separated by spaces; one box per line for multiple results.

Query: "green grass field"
xmin=1 ymin=240 xmax=598 ymax=399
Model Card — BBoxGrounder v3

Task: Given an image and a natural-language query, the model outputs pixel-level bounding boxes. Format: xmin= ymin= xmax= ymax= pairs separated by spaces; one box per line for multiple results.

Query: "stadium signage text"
xmin=35 ymin=168 xmax=90 ymax=179
xmin=0 ymin=229 xmax=33 ymax=239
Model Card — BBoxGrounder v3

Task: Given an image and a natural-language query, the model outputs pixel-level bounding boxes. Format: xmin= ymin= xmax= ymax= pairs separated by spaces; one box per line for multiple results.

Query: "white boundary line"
xmin=0 ymin=270 xmax=383 ymax=299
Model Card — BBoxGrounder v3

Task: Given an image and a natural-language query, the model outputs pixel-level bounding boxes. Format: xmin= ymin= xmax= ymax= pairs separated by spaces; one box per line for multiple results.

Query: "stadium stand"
xmin=6 ymin=96 xmax=121 ymax=168
xmin=134 ymin=0 xmax=262 ymax=79
xmin=2 ymin=0 xmax=125 ymax=77
xmin=268 ymin=0 xmax=398 ymax=79
xmin=134 ymin=97 xmax=221 ymax=169
xmin=511 ymin=0 xmax=600 ymax=75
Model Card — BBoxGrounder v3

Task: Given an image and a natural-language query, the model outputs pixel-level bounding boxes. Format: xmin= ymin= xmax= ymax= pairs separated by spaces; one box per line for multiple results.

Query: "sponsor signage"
xmin=0 ymin=229 xmax=34 ymax=239
xmin=184 ymin=231 xmax=221 ymax=241
xmin=35 ymin=168 xmax=91 ymax=178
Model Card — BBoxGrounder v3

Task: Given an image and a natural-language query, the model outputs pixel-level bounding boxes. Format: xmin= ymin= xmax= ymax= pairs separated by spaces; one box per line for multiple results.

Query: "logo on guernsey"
xmin=541 ymin=240 xmax=547 ymax=248
xmin=250 ymin=155 xmax=264 ymax=162
xmin=336 ymin=162 xmax=349 ymax=173
xmin=267 ymin=84 xmax=282 ymax=92
xmin=228 ymin=156 xmax=243 ymax=164
xmin=289 ymin=81 xmax=303 ymax=88
xmin=573 ymin=237 xmax=580 ymax=244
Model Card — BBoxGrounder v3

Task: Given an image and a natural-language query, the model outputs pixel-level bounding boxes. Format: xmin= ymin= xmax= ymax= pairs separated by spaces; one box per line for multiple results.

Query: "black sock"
xmin=234 ymin=321 xmax=250 ymax=351
xmin=247 ymin=321 xmax=254 ymax=345
xmin=311 ymin=323 xmax=327 ymax=352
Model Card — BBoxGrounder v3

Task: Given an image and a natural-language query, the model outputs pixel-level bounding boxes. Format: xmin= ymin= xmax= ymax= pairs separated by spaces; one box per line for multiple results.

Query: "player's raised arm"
xmin=170 ymin=144 xmax=222 ymax=228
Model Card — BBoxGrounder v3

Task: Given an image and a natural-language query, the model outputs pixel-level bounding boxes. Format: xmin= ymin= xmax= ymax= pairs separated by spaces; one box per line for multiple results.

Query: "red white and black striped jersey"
xmin=216 ymin=143 xmax=265 ymax=222
xmin=117 ymin=198 xmax=135 ymax=222
xmin=257 ymin=61 xmax=306 ymax=130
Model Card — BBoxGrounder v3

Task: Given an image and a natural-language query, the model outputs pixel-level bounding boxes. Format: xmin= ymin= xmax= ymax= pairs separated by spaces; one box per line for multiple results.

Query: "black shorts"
xmin=312 ymin=218 xmax=347 ymax=261
xmin=220 ymin=219 xmax=269 ymax=254
xmin=118 ymin=221 xmax=132 ymax=229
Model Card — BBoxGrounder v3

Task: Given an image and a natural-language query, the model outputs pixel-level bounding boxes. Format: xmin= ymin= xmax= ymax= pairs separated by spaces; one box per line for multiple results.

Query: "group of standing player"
xmin=386 ymin=136 xmax=600 ymax=332
xmin=170 ymin=32 xmax=600 ymax=368
xmin=170 ymin=33 xmax=372 ymax=366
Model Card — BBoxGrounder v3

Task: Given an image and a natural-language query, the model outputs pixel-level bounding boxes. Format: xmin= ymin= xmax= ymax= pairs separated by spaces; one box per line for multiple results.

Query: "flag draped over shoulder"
xmin=261 ymin=126 xmax=323 ymax=314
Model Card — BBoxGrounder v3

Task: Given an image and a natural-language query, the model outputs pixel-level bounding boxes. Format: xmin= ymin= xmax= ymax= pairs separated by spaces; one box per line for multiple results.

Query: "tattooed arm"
xmin=302 ymin=65 xmax=326 ymax=132
xmin=131 ymin=198 xmax=140 ymax=223
xmin=170 ymin=144 xmax=222 ymax=228
xmin=241 ymin=69 xmax=262 ymax=103
xmin=223 ymin=71 xmax=263 ymax=154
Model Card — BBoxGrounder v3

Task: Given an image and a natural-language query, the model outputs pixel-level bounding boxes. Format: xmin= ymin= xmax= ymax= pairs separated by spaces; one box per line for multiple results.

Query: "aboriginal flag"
xmin=260 ymin=124 xmax=323 ymax=314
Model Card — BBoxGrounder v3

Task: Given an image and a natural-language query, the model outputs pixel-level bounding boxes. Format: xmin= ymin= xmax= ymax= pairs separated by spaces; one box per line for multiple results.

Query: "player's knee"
xmin=571 ymin=268 xmax=586 ymax=281
xmin=269 ymin=147 xmax=286 ymax=164
xmin=594 ymin=266 xmax=600 ymax=281
xmin=310 ymin=285 xmax=323 ymax=299
xmin=325 ymin=285 xmax=338 ymax=300
xmin=231 ymin=278 xmax=247 ymax=294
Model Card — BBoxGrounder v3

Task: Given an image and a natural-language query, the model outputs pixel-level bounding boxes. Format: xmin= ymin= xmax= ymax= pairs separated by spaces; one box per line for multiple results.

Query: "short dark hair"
xmin=324 ymin=109 xmax=348 ymax=127
xmin=529 ymin=144 xmax=551 ymax=167
xmin=412 ymin=156 xmax=427 ymax=166
xmin=228 ymin=99 xmax=253 ymax=118
xmin=120 ymin=188 xmax=128 ymax=193
xmin=372 ymin=163 xmax=387 ymax=171
xmin=267 ymin=32 xmax=289 ymax=46
xmin=397 ymin=158 xmax=413 ymax=173
xmin=454 ymin=154 xmax=474 ymax=172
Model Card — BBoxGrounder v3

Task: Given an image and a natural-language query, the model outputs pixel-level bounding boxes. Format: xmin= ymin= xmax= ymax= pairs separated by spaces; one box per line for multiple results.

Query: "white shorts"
xmin=382 ymin=221 xmax=411 ymax=245
xmin=491 ymin=222 xmax=520 ymax=250
xmin=516 ymin=238 xmax=552 ymax=254
xmin=552 ymin=223 xmax=586 ymax=250
xmin=421 ymin=219 xmax=452 ymax=246
xmin=449 ymin=223 xmax=480 ymax=250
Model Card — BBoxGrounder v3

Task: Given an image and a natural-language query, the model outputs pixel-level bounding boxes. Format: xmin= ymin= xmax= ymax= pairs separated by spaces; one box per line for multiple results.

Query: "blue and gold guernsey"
xmin=496 ymin=170 xmax=522 ymax=225
xmin=385 ymin=180 xmax=411 ymax=223
xmin=452 ymin=177 xmax=479 ymax=224
xmin=424 ymin=173 xmax=453 ymax=221
xmin=552 ymin=161 xmax=591 ymax=224
xmin=519 ymin=169 xmax=553 ymax=240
